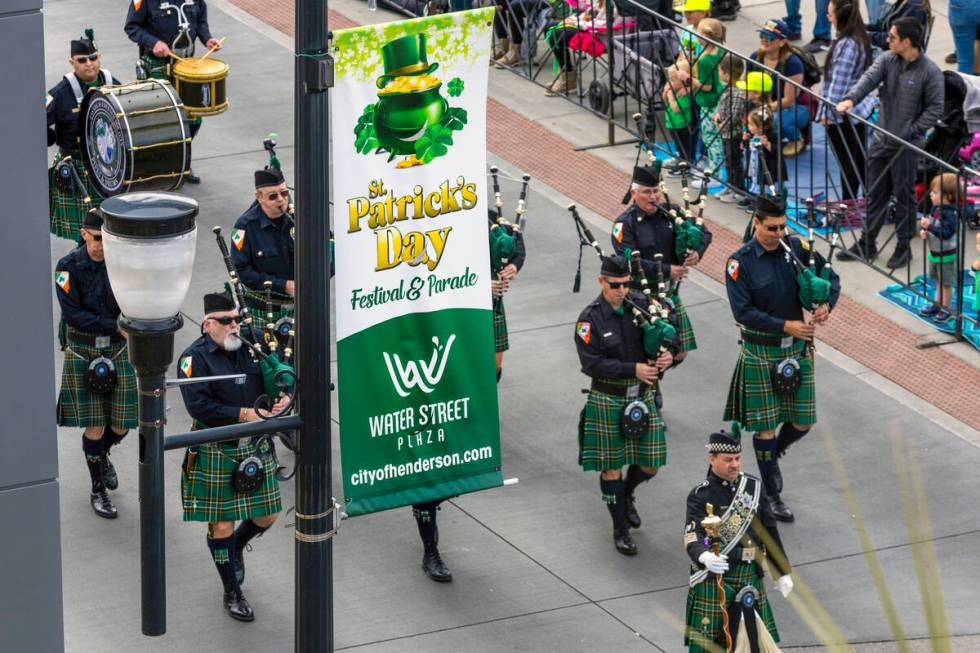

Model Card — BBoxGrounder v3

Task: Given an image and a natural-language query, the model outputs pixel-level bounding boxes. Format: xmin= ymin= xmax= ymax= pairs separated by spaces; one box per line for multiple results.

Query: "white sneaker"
xmin=719 ymin=190 xmax=741 ymax=203
xmin=713 ymin=189 xmax=734 ymax=202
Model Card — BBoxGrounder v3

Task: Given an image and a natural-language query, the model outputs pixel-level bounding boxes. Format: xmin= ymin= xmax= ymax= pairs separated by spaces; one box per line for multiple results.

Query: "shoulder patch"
xmin=45 ymin=93 xmax=54 ymax=109
xmin=231 ymin=228 xmax=245 ymax=251
xmin=179 ymin=355 xmax=193 ymax=378
xmin=55 ymin=271 xmax=70 ymax=293
xmin=576 ymin=321 xmax=591 ymax=344
xmin=133 ymin=0 xmax=143 ymax=9
xmin=612 ymin=222 xmax=624 ymax=243
xmin=726 ymin=258 xmax=739 ymax=281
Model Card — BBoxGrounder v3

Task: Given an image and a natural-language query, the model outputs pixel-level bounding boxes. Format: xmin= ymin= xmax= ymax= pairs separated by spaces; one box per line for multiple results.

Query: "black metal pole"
xmin=122 ymin=315 xmax=183 ymax=636
xmin=295 ymin=0 xmax=333 ymax=649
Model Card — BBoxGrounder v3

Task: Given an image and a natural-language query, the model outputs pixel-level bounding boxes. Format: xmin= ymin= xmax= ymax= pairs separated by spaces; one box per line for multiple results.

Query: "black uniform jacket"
xmin=231 ymin=201 xmax=295 ymax=295
xmin=55 ymin=245 xmax=120 ymax=335
xmin=575 ymin=291 xmax=679 ymax=380
xmin=125 ymin=0 xmax=213 ymax=52
xmin=178 ymin=330 xmax=265 ymax=428
xmin=725 ymin=236 xmax=841 ymax=335
xmin=46 ymin=70 xmax=120 ymax=151
xmin=487 ymin=209 xmax=527 ymax=272
xmin=611 ymin=202 xmax=713 ymax=280
xmin=685 ymin=470 xmax=791 ymax=579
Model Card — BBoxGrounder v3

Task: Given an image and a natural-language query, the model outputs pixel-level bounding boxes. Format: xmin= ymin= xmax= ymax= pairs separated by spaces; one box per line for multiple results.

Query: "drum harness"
xmin=161 ymin=0 xmax=197 ymax=58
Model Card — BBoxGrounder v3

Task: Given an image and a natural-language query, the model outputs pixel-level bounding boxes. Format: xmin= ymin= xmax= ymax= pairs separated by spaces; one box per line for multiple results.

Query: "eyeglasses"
xmin=604 ymin=280 xmax=630 ymax=289
xmin=763 ymin=223 xmax=787 ymax=233
xmin=209 ymin=315 xmax=241 ymax=325
xmin=74 ymin=54 xmax=100 ymax=64
xmin=265 ymin=189 xmax=290 ymax=201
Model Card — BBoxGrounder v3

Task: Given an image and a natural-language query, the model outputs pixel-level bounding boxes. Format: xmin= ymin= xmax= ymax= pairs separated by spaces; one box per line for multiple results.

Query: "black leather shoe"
xmin=624 ymin=494 xmax=641 ymax=529
xmin=422 ymin=548 xmax=453 ymax=582
xmin=836 ymin=240 xmax=876 ymax=262
xmin=102 ymin=456 xmax=118 ymax=491
xmin=613 ymin=528 xmax=638 ymax=555
xmin=186 ymin=170 xmax=201 ymax=184
xmin=769 ymin=496 xmax=794 ymax=523
xmin=90 ymin=491 xmax=118 ymax=519
xmin=886 ymin=245 xmax=910 ymax=269
xmin=223 ymin=591 xmax=255 ymax=622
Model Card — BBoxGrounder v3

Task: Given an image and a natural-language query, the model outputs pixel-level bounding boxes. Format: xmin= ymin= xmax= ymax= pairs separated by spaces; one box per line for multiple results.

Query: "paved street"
xmin=43 ymin=0 xmax=980 ymax=651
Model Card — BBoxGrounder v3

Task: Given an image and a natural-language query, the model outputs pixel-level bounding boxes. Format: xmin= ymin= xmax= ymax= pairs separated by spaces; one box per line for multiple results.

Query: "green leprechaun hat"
xmin=375 ymin=33 xmax=439 ymax=89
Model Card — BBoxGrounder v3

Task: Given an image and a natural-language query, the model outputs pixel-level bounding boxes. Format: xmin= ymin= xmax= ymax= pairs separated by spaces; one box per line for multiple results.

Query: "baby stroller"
xmin=584 ymin=27 xmax=677 ymax=118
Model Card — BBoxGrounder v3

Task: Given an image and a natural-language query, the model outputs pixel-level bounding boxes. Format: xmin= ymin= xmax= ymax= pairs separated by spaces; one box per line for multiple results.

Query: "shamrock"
xmin=447 ymin=77 xmax=464 ymax=97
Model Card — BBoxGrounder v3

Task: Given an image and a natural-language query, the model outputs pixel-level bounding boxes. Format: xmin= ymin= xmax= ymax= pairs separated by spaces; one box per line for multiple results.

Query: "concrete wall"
xmin=0 ymin=1 xmax=65 ymax=650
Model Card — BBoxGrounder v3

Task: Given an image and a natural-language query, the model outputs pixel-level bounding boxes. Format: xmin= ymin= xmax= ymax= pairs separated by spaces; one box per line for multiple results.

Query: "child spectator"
xmin=918 ymin=173 xmax=963 ymax=322
xmin=712 ymin=53 xmax=747 ymax=203
xmin=739 ymin=105 xmax=787 ymax=212
xmin=662 ymin=60 xmax=695 ymax=176
xmin=687 ymin=18 xmax=726 ymax=190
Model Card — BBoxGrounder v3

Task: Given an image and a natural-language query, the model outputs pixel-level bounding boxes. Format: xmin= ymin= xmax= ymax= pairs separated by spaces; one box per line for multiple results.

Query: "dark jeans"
xmin=668 ymin=125 xmax=695 ymax=163
xmin=864 ymin=144 xmax=917 ymax=247
xmin=494 ymin=0 xmax=539 ymax=44
xmin=723 ymin=137 xmax=744 ymax=191
xmin=825 ymin=119 xmax=867 ymax=201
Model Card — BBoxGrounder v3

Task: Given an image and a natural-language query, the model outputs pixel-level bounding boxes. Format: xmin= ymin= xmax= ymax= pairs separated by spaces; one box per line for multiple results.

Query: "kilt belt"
xmin=49 ymin=153 xmax=104 ymax=240
xmin=724 ymin=326 xmax=816 ymax=432
xmin=493 ymin=298 xmax=509 ymax=353
xmin=579 ymin=377 xmax=666 ymax=471
xmin=57 ymin=330 xmax=138 ymax=429
xmin=669 ymin=292 xmax=697 ymax=353
xmin=684 ymin=560 xmax=779 ymax=652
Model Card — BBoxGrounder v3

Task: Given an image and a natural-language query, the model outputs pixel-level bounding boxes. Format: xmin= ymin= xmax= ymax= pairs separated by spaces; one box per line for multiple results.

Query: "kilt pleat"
xmin=724 ymin=327 xmax=816 ymax=432
xmin=57 ymin=337 xmax=137 ymax=429
xmin=578 ymin=379 xmax=666 ymax=471
xmin=493 ymin=299 xmax=509 ymax=353
xmin=670 ymin=292 xmax=697 ymax=353
xmin=49 ymin=155 xmax=104 ymax=240
xmin=684 ymin=561 xmax=779 ymax=652
xmin=181 ymin=438 xmax=282 ymax=522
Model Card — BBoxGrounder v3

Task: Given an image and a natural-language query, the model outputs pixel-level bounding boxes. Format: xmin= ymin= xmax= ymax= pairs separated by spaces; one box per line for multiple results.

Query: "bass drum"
xmin=79 ymin=79 xmax=191 ymax=197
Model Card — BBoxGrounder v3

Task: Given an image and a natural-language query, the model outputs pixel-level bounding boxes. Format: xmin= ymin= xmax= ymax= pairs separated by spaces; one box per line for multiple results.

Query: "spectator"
xmin=816 ymin=0 xmax=875 ymax=202
xmin=542 ymin=0 xmax=607 ymax=97
xmin=750 ymin=19 xmax=811 ymax=158
xmin=663 ymin=60 xmax=696 ymax=172
xmin=948 ymin=0 xmax=980 ymax=74
xmin=712 ymin=54 xmax=748 ymax=202
xmin=917 ymin=173 xmax=962 ymax=322
xmin=493 ymin=0 xmax=544 ymax=67
xmin=783 ymin=0 xmax=834 ymax=53
xmin=677 ymin=0 xmax=710 ymax=60
xmin=836 ymin=17 xmax=944 ymax=269
xmin=866 ymin=0 xmax=931 ymax=52
xmin=680 ymin=18 xmax=726 ymax=189
xmin=738 ymin=106 xmax=788 ymax=213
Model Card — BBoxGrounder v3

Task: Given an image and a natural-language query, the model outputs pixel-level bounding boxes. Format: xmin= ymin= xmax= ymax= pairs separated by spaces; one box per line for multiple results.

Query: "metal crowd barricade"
xmin=493 ymin=0 xmax=980 ymax=347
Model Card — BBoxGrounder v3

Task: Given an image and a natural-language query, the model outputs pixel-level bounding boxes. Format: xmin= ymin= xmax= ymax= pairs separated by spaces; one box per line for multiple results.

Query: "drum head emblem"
xmin=201 ymin=84 xmax=211 ymax=107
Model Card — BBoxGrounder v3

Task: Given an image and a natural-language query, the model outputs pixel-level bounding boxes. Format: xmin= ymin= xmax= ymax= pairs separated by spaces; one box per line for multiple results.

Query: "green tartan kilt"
xmin=181 ymin=438 xmax=282 ymax=522
xmin=242 ymin=285 xmax=295 ymax=335
xmin=57 ymin=336 xmax=138 ymax=429
xmin=578 ymin=379 xmax=666 ymax=471
xmin=493 ymin=299 xmax=509 ymax=353
xmin=49 ymin=155 xmax=104 ymax=240
xmin=670 ymin=292 xmax=697 ymax=353
xmin=684 ymin=561 xmax=779 ymax=652
xmin=141 ymin=54 xmax=202 ymax=127
xmin=724 ymin=327 xmax=816 ymax=432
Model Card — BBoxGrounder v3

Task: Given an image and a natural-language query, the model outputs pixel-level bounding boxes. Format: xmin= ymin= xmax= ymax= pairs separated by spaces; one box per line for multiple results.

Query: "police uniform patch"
xmin=45 ymin=94 xmax=54 ymax=109
xmin=133 ymin=0 xmax=143 ymax=9
xmin=231 ymin=229 xmax=245 ymax=251
xmin=727 ymin=258 xmax=739 ymax=281
xmin=179 ymin=356 xmax=193 ymax=378
xmin=576 ymin=321 xmax=591 ymax=344
xmin=612 ymin=222 xmax=624 ymax=243
xmin=55 ymin=271 xmax=70 ymax=293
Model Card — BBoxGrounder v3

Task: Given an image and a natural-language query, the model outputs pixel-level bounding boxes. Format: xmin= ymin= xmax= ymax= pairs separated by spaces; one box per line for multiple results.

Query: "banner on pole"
xmin=331 ymin=9 xmax=501 ymax=517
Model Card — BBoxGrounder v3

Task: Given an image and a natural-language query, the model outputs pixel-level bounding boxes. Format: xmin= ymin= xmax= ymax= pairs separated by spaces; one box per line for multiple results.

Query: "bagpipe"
xmin=488 ymin=167 xmax=530 ymax=305
xmin=777 ymin=198 xmax=834 ymax=311
xmin=568 ymin=203 xmax=676 ymax=362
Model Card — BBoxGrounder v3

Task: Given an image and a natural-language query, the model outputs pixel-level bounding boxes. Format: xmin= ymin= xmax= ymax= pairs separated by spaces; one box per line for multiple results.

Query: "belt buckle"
xmin=741 ymin=546 xmax=756 ymax=563
xmin=780 ymin=336 xmax=793 ymax=349
xmin=95 ymin=335 xmax=111 ymax=348
xmin=625 ymin=384 xmax=639 ymax=399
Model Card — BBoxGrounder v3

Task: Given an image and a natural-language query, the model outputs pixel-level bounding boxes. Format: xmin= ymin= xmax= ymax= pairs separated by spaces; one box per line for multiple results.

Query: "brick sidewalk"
xmin=228 ymin=0 xmax=980 ymax=432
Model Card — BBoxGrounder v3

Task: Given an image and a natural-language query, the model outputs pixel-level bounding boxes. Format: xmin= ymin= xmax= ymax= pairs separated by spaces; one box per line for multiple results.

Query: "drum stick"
xmin=167 ymin=51 xmax=187 ymax=62
xmin=199 ymin=37 xmax=226 ymax=61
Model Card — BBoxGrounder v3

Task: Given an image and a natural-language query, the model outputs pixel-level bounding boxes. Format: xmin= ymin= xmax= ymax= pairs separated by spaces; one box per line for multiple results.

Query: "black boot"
xmin=233 ymin=519 xmax=270 ymax=586
xmin=414 ymin=501 xmax=452 ymax=582
xmin=209 ymin=534 xmax=253 ymax=620
xmin=422 ymin=543 xmax=453 ymax=582
xmin=600 ymin=476 xmax=636 ymax=554
xmin=90 ymin=490 xmax=118 ymax=519
xmin=613 ymin=527 xmax=638 ymax=555
xmin=775 ymin=423 xmax=810 ymax=458
xmin=886 ymin=243 xmax=911 ymax=269
xmin=223 ymin=590 xmax=255 ymax=622
xmin=754 ymin=436 xmax=793 ymax=522
xmin=836 ymin=238 xmax=877 ymax=261
xmin=186 ymin=169 xmax=201 ymax=184
xmin=623 ymin=465 xmax=657 ymax=529
xmin=83 ymin=435 xmax=114 ymax=518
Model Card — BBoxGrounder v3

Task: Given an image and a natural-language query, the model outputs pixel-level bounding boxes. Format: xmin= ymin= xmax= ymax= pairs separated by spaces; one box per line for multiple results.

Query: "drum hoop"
xmin=104 ymin=90 xmax=136 ymax=192
xmin=155 ymin=79 xmax=189 ymax=186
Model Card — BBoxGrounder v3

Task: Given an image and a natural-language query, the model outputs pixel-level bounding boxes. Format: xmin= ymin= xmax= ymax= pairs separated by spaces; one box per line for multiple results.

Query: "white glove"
xmin=776 ymin=574 xmax=794 ymax=598
xmin=698 ymin=551 xmax=729 ymax=574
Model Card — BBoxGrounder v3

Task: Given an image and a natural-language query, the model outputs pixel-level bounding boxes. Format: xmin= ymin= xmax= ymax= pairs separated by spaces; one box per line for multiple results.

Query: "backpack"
xmin=788 ymin=45 xmax=822 ymax=87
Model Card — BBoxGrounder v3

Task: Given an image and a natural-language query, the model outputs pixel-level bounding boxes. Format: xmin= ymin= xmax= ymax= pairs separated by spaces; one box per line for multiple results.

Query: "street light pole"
xmin=294 ymin=0 xmax=334 ymax=650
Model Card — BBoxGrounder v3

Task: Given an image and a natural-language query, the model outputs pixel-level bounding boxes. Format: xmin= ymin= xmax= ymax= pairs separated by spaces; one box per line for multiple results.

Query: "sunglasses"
xmin=264 ymin=189 xmax=290 ymax=201
xmin=604 ymin=280 xmax=630 ymax=289
xmin=83 ymin=230 xmax=102 ymax=241
xmin=209 ymin=315 xmax=241 ymax=325
xmin=763 ymin=223 xmax=787 ymax=233
xmin=74 ymin=54 xmax=100 ymax=64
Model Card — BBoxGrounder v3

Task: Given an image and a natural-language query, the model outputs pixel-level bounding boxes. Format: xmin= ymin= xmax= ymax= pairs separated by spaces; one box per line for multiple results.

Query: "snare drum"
xmin=79 ymin=79 xmax=191 ymax=197
xmin=172 ymin=57 xmax=229 ymax=117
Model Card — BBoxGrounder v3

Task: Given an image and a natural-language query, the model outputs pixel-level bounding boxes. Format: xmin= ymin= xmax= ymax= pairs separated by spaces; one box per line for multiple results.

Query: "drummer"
xmin=231 ymin=166 xmax=295 ymax=331
xmin=124 ymin=0 xmax=222 ymax=184
xmin=46 ymin=29 xmax=121 ymax=240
